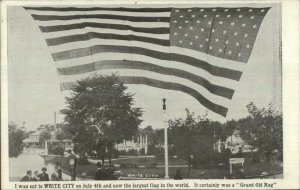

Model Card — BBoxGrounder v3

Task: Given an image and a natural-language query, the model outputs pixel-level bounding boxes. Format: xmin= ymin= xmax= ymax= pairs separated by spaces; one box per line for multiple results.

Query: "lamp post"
xmin=188 ymin=155 xmax=194 ymax=178
xmin=68 ymin=150 xmax=77 ymax=181
xmin=162 ymin=98 xmax=169 ymax=179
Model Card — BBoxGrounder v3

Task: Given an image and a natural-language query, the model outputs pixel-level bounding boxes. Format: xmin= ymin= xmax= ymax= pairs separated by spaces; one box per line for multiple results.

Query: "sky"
xmin=7 ymin=3 xmax=281 ymax=130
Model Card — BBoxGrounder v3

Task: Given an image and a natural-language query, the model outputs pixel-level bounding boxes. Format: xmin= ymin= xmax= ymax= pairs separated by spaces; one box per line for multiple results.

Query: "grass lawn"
xmin=48 ymin=156 xmax=282 ymax=179
xmin=48 ymin=156 xmax=97 ymax=178
xmin=111 ymin=156 xmax=187 ymax=166
xmin=117 ymin=161 xmax=283 ymax=179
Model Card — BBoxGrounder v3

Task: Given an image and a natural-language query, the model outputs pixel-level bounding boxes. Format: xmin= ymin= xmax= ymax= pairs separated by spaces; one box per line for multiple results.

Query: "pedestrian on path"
xmin=55 ymin=162 xmax=63 ymax=180
xmin=95 ymin=162 xmax=103 ymax=180
xmin=51 ymin=167 xmax=60 ymax=181
xmin=38 ymin=167 xmax=49 ymax=181
xmin=32 ymin=171 xmax=40 ymax=181
xmin=174 ymin=169 xmax=183 ymax=180
xmin=20 ymin=170 xmax=32 ymax=181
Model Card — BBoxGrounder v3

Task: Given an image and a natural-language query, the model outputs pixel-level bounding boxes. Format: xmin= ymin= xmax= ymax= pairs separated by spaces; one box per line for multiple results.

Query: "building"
xmin=115 ymin=128 xmax=151 ymax=154
xmin=215 ymin=130 xmax=245 ymax=154
xmin=44 ymin=139 xmax=73 ymax=155
xmin=23 ymin=131 xmax=41 ymax=148
xmin=23 ymin=129 xmax=56 ymax=148
xmin=23 ymin=128 xmax=73 ymax=152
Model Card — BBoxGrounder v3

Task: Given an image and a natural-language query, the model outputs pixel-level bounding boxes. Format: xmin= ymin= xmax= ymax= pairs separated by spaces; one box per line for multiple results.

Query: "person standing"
xmin=51 ymin=167 xmax=60 ymax=181
xmin=38 ymin=167 xmax=49 ymax=181
xmin=20 ymin=170 xmax=32 ymax=181
xmin=95 ymin=162 xmax=103 ymax=180
xmin=107 ymin=163 xmax=115 ymax=180
xmin=174 ymin=169 xmax=183 ymax=180
xmin=31 ymin=171 xmax=40 ymax=181
xmin=236 ymin=168 xmax=246 ymax=179
xmin=55 ymin=162 xmax=63 ymax=180
xmin=68 ymin=150 xmax=77 ymax=181
xmin=102 ymin=163 xmax=110 ymax=180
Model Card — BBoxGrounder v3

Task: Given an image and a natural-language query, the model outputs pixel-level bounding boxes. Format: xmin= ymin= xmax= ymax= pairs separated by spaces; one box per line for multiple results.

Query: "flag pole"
xmin=162 ymin=98 xmax=169 ymax=179
xmin=54 ymin=111 xmax=57 ymax=131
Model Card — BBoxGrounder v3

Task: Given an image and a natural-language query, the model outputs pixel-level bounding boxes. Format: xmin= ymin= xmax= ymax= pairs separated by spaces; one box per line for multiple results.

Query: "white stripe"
xmin=27 ymin=9 xmax=171 ymax=17
xmin=42 ymin=27 xmax=169 ymax=40
xmin=58 ymin=69 xmax=231 ymax=108
xmin=54 ymin=52 xmax=239 ymax=90
xmin=171 ymin=46 xmax=246 ymax=71
xmin=48 ymin=38 xmax=245 ymax=72
xmin=48 ymin=39 xmax=131 ymax=53
xmin=35 ymin=18 xmax=169 ymax=28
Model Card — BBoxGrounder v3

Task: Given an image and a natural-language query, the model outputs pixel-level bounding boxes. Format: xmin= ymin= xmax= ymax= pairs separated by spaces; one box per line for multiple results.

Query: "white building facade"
xmin=115 ymin=130 xmax=149 ymax=154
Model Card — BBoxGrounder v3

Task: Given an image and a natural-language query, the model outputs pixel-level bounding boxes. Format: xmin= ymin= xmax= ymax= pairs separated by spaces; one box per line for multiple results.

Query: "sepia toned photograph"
xmin=5 ymin=1 xmax=285 ymax=184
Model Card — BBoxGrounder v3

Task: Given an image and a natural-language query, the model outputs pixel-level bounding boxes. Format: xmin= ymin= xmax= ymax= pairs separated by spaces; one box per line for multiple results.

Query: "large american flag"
xmin=24 ymin=6 xmax=270 ymax=117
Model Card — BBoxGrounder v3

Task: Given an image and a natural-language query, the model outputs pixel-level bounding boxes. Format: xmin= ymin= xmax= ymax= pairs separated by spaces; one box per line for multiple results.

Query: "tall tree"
xmin=168 ymin=109 xmax=215 ymax=167
xmin=9 ymin=122 xmax=26 ymax=157
xmin=55 ymin=131 xmax=66 ymax=141
xmin=37 ymin=124 xmax=55 ymax=132
xmin=61 ymin=74 xmax=143 ymax=162
xmin=238 ymin=102 xmax=282 ymax=160
xmin=39 ymin=131 xmax=52 ymax=145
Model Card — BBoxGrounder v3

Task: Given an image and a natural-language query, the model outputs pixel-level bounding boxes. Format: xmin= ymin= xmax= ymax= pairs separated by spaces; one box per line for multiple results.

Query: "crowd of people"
xmin=20 ymin=163 xmax=63 ymax=181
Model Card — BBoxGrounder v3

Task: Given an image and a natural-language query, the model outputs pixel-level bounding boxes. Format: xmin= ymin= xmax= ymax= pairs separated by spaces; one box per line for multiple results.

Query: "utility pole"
xmin=163 ymin=98 xmax=169 ymax=179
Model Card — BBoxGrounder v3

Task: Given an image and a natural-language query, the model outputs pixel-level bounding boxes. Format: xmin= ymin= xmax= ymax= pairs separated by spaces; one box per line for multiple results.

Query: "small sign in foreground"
xmin=229 ymin=158 xmax=245 ymax=164
xmin=229 ymin=157 xmax=245 ymax=174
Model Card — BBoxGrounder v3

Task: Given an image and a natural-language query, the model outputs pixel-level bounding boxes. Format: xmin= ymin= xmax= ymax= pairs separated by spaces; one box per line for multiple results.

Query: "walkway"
xmin=9 ymin=148 xmax=87 ymax=181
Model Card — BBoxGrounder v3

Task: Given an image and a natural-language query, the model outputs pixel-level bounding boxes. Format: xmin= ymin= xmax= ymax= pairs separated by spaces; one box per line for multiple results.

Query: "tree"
xmin=37 ymin=124 xmax=55 ymax=132
xmin=39 ymin=131 xmax=52 ymax=145
xmin=147 ymin=128 xmax=164 ymax=155
xmin=220 ymin=119 xmax=238 ymax=142
xmin=152 ymin=128 xmax=164 ymax=146
xmin=142 ymin=125 xmax=155 ymax=145
xmin=9 ymin=122 xmax=25 ymax=157
xmin=58 ymin=123 xmax=73 ymax=140
xmin=24 ymin=130 xmax=35 ymax=139
xmin=143 ymin=125 xmax=154 ymax=133
xmin=168 ymin=109 xmax=216 ymax=167
xmin=238 ymin=102 xmax=282 ymax=161
xmin=55 ymin=131 xmax=66 ymax=141
xmin=61 ymin=74 xmax=143 ymax=162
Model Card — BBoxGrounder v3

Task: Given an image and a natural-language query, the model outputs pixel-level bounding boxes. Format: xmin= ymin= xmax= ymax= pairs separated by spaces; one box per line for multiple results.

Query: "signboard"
xmin=229 ymin=158 xmax=245 ymax=174
xmin=68 ymin=155 xmax=77 ymax=181
xmin=68 ymin=155 xmax=77 ymax=167
xmin=69 ymin=158 xmax=75 ymax=166
xmin=229 ymin=158 xmax=245 ymax=164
